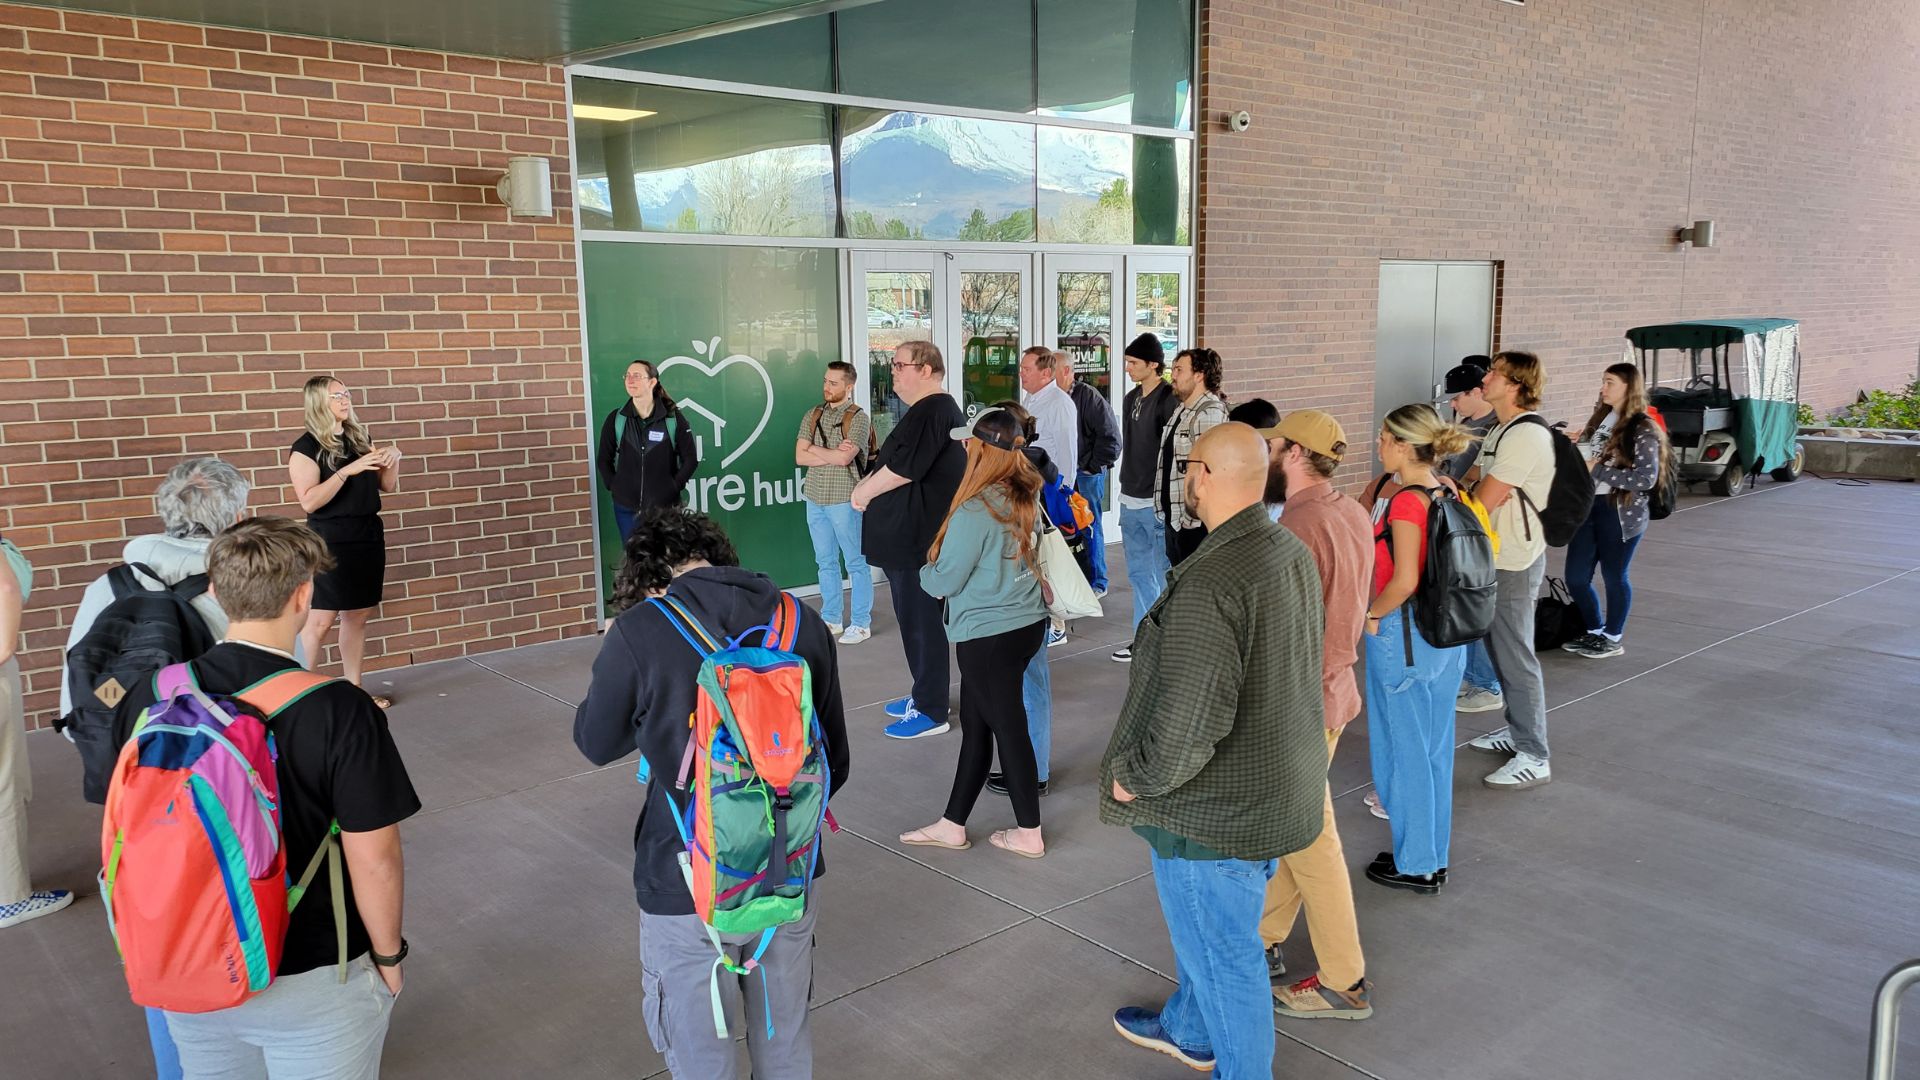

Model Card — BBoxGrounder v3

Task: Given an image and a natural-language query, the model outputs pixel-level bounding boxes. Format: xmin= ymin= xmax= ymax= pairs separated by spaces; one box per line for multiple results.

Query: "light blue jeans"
xmin=1365 ymin=608 xmax=1467 ymax=876
xmin=804 ymin=498 xmax=872 ymax=629
xmin=1074 ymin=471 xmax=1109 ymax=592
xmin=1148 ymin=848 xmax=1278 ymax=1080
xmin=1118 ymin=504 xmax=1168 ymax=632
xmin=1462 ymin=639 xmax=1501 ymax=694
xmin=1022 ymin=648 xmax=1051 ymax=783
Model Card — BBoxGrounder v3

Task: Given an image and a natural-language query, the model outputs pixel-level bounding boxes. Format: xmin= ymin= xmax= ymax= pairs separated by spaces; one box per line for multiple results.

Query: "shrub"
xmin=1828 ymin=380 xmax=1920 ymax=430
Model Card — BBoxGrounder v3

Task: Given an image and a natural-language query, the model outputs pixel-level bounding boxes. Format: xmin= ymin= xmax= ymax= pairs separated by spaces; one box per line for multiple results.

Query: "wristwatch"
xmin=370 ymin=938 xmax=409 ymax=967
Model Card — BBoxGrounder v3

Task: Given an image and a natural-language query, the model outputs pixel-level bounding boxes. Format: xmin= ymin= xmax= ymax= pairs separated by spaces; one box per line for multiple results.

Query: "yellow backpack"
xmin=1456 ymin=489 xmax=1501 ymax=558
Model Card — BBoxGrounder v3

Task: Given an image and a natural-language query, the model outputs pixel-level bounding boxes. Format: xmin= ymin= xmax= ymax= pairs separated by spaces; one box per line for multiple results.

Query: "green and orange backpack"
xmin=645 ymin=590 xmax=833 ymax=1039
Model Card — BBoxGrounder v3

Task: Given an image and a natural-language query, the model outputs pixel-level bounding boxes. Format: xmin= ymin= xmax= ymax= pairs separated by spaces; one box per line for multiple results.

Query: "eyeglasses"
xmin=890 ymin=360 xmax=926 ymax=372
xmin=1186 ymin=459 xmax=1212 ymax=476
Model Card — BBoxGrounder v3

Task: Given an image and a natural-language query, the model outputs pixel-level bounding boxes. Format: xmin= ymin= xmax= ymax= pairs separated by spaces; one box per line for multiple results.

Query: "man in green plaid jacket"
xmin=1101 ymin=423 xmax=1327 ymax=1079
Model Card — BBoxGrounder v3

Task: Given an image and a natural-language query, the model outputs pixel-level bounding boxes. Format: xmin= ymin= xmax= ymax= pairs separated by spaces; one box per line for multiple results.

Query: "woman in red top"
xmin=1362 ymin=404 xmax=1472 ymax=895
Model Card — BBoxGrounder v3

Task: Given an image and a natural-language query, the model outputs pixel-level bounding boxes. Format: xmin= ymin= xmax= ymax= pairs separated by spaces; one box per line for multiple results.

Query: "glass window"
xmin=572 ymin=77 xmax=836 ymax=238
xmin=1057 ymin=271 xmax=1113 ymax=400
xmin=836 ymin=0 xmax=1036 ymax=114
xmin=1037 ymin=0 xmax=1193 ymax=129
xmin=595 ymin=17 xmax=833 ymax=94
xmin=959 ymin=272 xmax=1025 ymax=417
xmin=840 ymin=110 xmax=1036 ymax=242
xmin=865 ymin=271 xmax=935 ymax=443
xmin=1132 ymin=271 xmax=1181 ymax=362
xmin=1038 ymin=128 xmax=1190 ymax=245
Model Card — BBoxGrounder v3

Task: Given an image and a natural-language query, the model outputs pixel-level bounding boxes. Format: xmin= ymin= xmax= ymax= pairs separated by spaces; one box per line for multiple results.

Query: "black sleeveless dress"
xmin=291 ymin=432 xmax=385 ymax=611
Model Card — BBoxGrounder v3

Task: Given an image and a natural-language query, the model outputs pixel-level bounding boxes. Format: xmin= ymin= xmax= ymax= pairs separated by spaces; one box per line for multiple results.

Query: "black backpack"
xmin=1503 ymin=414 xmax=1597 ymax=547
xmin=59 ymin=563 xmax=215 ymax=804
xmin=1378 ymin=487 xmax=1497 ymax=660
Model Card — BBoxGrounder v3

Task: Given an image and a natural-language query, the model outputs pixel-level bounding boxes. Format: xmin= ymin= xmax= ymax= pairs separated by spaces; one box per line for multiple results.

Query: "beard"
xmin=1263 ymin=462 xmax=1289 ymax=507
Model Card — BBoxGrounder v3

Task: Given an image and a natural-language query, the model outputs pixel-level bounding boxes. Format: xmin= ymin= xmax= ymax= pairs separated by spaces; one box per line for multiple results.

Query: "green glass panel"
xmin=598 ymin=16 xmax=833 ymax=93
xmin=1036 ymin=0 xmax=1193 ymax=129
xmin=583 ymin=242 xmax=842 ymax=595
xmin=836 ymin=0 xmax=1035 ymax=114
xmin=1037 ymin=128 xmax=1190 ymax=246
xmin=573 ymin=77 xmax=835 ymax=238
xmin=958 ymin=272 xmax=1024 ymax=418
xmin=840 ymin=109 xmax=1036 ymax=243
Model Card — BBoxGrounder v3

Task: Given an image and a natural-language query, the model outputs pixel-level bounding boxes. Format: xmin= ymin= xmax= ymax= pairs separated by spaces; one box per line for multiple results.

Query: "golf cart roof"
xmin=1625 ymin=319 xmax=1799 ymax=350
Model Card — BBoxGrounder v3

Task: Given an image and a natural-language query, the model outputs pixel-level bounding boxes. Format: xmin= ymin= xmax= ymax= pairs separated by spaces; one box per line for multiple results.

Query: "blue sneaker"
xmin=0 ymin=889 xmax=74 ymax=929
xmin=884 ymin=696 xmax=914 ymax=719
xmin=1112 ymin=1007 xmax=1214 ymax=1071
xmin=884 ymin=709 xmax=949 ymax=740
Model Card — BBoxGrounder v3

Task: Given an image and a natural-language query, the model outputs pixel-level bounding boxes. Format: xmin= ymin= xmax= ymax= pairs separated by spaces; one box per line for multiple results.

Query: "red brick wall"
xmin=1197 ymin=0 xmax=1920 ymax=481
xmin=0 ymin=4 xmax=595 ymax=727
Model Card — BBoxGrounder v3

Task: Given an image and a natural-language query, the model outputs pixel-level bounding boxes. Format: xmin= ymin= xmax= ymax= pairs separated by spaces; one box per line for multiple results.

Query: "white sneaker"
xmin=826 ymin=622 xmax=843 ymax=636
xmin=1483 ymin=752 xmax=1551 ymax=790
xmin=837 ymin=626 xmax=871 ymax=645
xmin=1468 ymin=728 xmax=1515 ymax=755
xmin=1456 ymin=686 xmax=1505 ymax=714
xmin=0 ymin=889 xmax=74 ymax=929
xmin=1111 ymin=646 xmax=1133 ymax=663
xmin=1363 ymin=791 xmax=1388 ymax=820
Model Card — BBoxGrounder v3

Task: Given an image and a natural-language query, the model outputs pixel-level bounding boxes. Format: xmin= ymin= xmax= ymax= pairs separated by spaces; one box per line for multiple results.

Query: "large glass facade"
xmin=573 ymin=79 xmax=836 ymax=237
xmin=1037 ymin=128 xmax=1190 ymax=245
xmin=841 ymin=111 xmax=1037 ymax=242
xmin=1036 ymin=0 xmax=1193 ymax=128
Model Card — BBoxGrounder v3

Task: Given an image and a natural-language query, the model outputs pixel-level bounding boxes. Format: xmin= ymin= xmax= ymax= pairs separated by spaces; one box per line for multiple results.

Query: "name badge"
xmin=647 ymin=429 xmax=665 ymax=443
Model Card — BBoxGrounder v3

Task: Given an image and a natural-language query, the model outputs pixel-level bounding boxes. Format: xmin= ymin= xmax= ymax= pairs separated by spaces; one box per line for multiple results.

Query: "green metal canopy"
xmin=1625 ymin=318 xmax=1799 ymax=351
xmin=23 ymin=0 xmax=841 ymax=61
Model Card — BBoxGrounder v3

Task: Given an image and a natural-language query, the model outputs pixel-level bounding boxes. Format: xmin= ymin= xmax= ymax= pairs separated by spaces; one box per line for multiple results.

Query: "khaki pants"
xmin=0 ymin=658 xmax=31 ymax=904
xmin=1258 ymin=727 xmax=1365 ymax=988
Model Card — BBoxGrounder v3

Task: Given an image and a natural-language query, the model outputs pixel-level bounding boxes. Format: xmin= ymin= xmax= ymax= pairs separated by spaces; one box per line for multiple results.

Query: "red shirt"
xmin=1372 ymin=489 xmax=1431 ymax=599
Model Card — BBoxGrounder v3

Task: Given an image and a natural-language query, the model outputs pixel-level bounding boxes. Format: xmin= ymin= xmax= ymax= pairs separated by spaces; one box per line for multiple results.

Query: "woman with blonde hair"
xmin=1363 ymin=404 xmax=1473 ymax=895
xmin=289 ymin=375 xmax=401 ymax=708
xmin=1563 ymin=362 xmax=1670 ymax=658
xmin=898 ymin=407 xmax=1052 ymax=859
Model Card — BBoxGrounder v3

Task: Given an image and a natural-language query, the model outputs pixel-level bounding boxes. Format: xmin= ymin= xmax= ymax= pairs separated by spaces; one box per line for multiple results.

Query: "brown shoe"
xmin=1272 ymin=975 xmax=1372 ymax=1020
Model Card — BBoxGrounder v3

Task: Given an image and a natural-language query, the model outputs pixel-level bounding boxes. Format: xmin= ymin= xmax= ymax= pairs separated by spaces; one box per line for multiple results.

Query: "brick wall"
xmin=1197 ymin=0 xmax=1920 ymax=483
xmin=0 ymin=4 xmax=595 ymax=727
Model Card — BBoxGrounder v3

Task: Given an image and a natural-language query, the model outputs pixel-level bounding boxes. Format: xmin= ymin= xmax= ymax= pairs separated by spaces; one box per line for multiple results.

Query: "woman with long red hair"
xmin=897 ymin=408 xmax=1053 ymax=859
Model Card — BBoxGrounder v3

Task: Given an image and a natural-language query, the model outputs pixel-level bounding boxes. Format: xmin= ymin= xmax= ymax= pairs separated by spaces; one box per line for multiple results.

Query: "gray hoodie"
xmin=59 ymin=534 xmax=305 ymax=717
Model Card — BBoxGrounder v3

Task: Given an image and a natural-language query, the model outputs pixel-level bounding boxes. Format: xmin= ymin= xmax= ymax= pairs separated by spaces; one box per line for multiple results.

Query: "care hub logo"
xmin=658 ymin=337 xmax=805 ymax=514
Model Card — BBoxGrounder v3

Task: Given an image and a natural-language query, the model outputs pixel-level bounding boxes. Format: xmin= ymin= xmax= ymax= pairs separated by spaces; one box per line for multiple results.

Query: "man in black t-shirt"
xmin=113 ymin=517 xmax=419 ymax=1080
xmin=851 ymin=340 xmax=966 ymax=740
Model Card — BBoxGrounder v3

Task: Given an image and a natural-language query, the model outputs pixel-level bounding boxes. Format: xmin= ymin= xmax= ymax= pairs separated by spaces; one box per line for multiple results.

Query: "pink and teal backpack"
xmin=646 ymin=591 xmax=833 ymax=1038
xmin=100 ymin=662 xmax=347 ymax=1013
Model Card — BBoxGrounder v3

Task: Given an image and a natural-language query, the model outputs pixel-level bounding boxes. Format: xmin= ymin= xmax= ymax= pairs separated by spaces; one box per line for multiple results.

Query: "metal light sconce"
xmin=497 ymin=156 xmax=554 ymax=218
xmin=1677 ymin=219 xmax=1715 ymax=248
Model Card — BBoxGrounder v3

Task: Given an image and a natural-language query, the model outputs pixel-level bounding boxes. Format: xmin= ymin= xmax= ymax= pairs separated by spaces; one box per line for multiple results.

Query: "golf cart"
xmin=1624 ymin=318 xmax=1805 ymax=496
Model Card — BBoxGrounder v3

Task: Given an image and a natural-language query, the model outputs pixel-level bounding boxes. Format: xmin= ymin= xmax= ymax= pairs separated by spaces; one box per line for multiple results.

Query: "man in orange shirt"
xmin=1255 ymin=410 xmax=1375 ymax=1020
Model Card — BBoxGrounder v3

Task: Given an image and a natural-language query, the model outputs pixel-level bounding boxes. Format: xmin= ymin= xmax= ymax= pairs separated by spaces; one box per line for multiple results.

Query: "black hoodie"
xmin=573 ymin=565 xmax=850 ymax=915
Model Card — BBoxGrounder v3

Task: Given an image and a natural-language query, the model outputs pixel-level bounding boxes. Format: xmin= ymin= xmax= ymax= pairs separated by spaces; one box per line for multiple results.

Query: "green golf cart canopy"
xmin=1625 ymin=319 xmax=1799 ymax=351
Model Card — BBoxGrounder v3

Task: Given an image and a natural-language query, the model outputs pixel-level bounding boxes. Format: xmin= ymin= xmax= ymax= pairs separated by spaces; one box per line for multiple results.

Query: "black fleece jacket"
xmin=573 ymin=565 xmax=850 ymax=915
xmin=596 ymin=401 xmax=700 ymax=512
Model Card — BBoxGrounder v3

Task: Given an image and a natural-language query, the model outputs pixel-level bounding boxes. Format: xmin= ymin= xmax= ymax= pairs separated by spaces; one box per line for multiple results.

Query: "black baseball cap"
xmin=1442 ymin=362 xmax=1488 ymax=396
xmin=950 ymin=407 xmax=1023 ymax=452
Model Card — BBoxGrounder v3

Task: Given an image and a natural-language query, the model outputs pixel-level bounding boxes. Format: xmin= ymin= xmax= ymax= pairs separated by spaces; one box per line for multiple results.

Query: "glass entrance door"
xmin=951 ymin=253 xmax=1034 ymax=418
xmin=850 ymin=252 xmax=945 ymax=445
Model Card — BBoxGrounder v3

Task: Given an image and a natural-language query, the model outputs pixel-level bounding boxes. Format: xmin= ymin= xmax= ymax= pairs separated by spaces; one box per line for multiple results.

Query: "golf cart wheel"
xmin=1770 ymin=447 xmax=1805 ymax=483
xmin=1709 ymin=461 xmax=1746 ymax=497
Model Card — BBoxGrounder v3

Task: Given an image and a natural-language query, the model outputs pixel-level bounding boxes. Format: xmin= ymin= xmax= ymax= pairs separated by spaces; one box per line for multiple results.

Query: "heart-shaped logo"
xmin=657 ymin=337 xmax=774 ymax=470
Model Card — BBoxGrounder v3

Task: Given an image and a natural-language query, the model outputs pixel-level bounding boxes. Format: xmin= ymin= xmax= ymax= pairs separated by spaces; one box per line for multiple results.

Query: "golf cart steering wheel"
xmin=1686 ymin=374 xmax=1715 ymax=390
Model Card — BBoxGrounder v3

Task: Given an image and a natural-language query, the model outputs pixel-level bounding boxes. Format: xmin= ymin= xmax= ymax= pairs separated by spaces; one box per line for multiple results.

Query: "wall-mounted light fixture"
xmin=1677 ymin=219 xmax=1715 ymax=248
xmin=497 ymin=156 xmax=554 ymax=218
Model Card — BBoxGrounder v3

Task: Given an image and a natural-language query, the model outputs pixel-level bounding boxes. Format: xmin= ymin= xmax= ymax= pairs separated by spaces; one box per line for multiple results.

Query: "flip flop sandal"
xmin=989 ymin=830 xmax=1045 ymax=860
xmin=899 ymin=827 xmax=970 ymax=851
xmin=371 ymin=694 xmax=394 ymax=710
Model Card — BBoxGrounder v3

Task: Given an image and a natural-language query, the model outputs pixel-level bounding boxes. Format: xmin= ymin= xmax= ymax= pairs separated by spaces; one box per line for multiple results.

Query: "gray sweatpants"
xmin=1486 ymin=555 xmax=1549 ymax=760
xmin=639 ymin=905 xmax=817 ymax=1080
xmin=163 ymin=958 xmax=394 ymax=1080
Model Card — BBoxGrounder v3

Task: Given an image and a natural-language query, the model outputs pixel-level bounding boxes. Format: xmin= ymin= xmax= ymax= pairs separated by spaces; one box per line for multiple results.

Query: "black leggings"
xmin=943 ymin=619 xmax=1049 ymax=830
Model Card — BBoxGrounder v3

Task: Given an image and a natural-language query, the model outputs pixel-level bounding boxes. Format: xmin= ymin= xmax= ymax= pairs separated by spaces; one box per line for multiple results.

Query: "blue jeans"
xmin=1462 ymin=639 xmax=1501 ymax=694
xmin=1364 ymin=608 xmax=1467 ymax=876
xmin=612 ymin=503 xmax=638 ymax=543
xmin=1021 ymin=647 xmax=1051 ymax=782
xmin=1148 ymin=849 xmax=1278 ymax=1080
xmin=1074 ymin=471 xmax=1109 ymax=592
xmin=804 ymin=498 xmax=872 ymax=629
xmin=1565 ymin=496 xmax=1642 ymax=638
xmin=1118 ymin=504 xmax=1168 ymax=632
xmin=149 ymin=1007 xmax=182 ymax=1080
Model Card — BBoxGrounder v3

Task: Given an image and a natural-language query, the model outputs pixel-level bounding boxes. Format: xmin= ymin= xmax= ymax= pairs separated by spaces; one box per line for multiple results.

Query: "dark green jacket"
xmin=1098 ymin=503 xmax=1327 ymax=860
